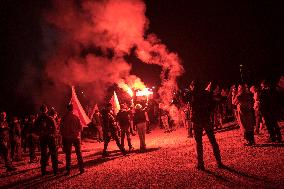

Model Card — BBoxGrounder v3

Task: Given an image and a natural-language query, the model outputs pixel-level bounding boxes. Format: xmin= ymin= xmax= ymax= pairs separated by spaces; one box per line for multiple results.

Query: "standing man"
xmin=190 ymin=80 xmax=223 ymax=170
xmin=0 ymin=111 xmax=16 ymax=171
xmin=259 ymin=80 xmax=282 ymax=143
xmin=60 ymin=104 xmax=84 ymax=175
xmin=133 ymin=104 xmax=147 ymax=151
xmin=128 ymin=107 xmax=136 ymax=136
xmin=34 ymin=104 xmax=58 ymax=176
xmin=101 ymin=103 xmax=126 ymax=157
xmin=10 ymin=116 xmax=22 ymax=161
xmin=116 ymin=103 xmax=134 ymax=152
xmin=250 ymin=86 xmax=263 ymax=135
xmin=27 ymin=115 xmax=38 ymax=163
xmin=92 ymin=110 xmax=103 ymax=142
xmin=233 ymin=84 xmax=255 ymax=146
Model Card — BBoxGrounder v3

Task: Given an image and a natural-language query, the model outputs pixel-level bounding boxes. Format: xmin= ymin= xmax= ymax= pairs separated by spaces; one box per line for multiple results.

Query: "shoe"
xmin=122 ymin=150 xmax=127 ymax=156
xmin=196 ymin=164 xmax=205 ymax=171
xmin=65 ymin=171 xmax=70 ymax=176
xmin=29 ymin=158 xmax=39 ymax=163
xmin=6 ymin=166 xmax=17 ymax=172
xmin=266 ymin=139 xmax=276 ymax=143
xmin=217 ymin=163 xmax=226 ymax=169
xmin=14 ymin=158 xmax=24 ymax=162
xmin=102 ymin=152 xmax=109 ymax=158
xmin=129 ymin=147 xmax=135 ymax=152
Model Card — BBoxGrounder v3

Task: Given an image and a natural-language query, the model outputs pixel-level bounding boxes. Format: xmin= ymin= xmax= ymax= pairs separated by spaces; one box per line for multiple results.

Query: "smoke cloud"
xmin=43 ymin=0 xmax=184 ymax=121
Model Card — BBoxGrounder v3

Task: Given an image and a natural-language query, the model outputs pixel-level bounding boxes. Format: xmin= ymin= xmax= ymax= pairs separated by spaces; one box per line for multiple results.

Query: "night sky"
xmin=1 ymin=0 xmax=283 ymax=115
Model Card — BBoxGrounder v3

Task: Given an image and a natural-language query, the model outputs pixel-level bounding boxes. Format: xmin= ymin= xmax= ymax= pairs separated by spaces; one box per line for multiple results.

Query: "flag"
xmin=205 ymin=82 xmax=212 ymax=91
xmin=70 ymin=86 xmax=91 ymax=127
xmin=109 ymin=91 xmax=120 ymax=115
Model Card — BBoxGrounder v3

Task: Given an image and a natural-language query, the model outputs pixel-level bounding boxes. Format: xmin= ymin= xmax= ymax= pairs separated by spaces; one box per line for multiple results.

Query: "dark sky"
xmin=0 ymin=0 xmax=283 ymax=114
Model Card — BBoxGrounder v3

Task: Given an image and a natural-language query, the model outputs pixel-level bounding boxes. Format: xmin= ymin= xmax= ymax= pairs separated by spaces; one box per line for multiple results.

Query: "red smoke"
xmin=44 ymin=0 xmax=184 ymax=121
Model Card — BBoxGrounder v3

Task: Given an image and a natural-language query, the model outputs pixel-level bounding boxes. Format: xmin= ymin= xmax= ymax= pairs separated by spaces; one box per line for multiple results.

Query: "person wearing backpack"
xmin=34 ymin=104 xmax=58 ymax=176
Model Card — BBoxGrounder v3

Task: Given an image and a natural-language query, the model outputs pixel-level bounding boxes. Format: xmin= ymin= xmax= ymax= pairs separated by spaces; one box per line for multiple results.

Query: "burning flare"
xmin=136 ymin=88 xmax=153 ymax=97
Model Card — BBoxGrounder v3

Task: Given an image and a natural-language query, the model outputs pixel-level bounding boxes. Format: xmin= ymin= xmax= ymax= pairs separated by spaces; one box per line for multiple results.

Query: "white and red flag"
xmin=70 ymin=86 xmax=91 ymax=127
xmin=109 ymin=91 xmax=120 ymax=115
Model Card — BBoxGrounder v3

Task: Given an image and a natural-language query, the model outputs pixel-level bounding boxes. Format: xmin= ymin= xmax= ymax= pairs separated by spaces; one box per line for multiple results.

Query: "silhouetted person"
xmin=48 ymin=108 xmax=63 ymax=165
xmin=27 ymin=115 xmax=38 ymax=163
xmin=92 ymin=110 xmax=103 ymax=142
xmin=233 ymin=84 xmax=255 ymax=146
xmin=250 ymin=86 xmax=263 ymax=135
xmin=101 ymin=103 xmax=126 ymax=157
xmin=21 ymin=116 xmax=29 ymax=153
xmin=128 ymin=107 xmax=136 ymax=136
xmin=190 ymin=80 xmax=223 ymax=170
xmin=10 ymin=116 xmax=22 ymax=161
xmin=0 ymin=111 xmax=16 ymax=171
xmin=117 ymin=103 xmax=134 ymax=152
xmin=259 ymin=80 xmax=282 ymax=143
xmin=34 ymin=104 xmax=58 ymax=176
xmin=60 ymin=104 xmax=84 ymax=175
xmin=133 ymin=104 xmax=147 ymax=151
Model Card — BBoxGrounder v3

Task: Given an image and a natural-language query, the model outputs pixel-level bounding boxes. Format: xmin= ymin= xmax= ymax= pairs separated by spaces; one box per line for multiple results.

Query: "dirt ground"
xmin=1 ymin=122 xmax=284 ymax=189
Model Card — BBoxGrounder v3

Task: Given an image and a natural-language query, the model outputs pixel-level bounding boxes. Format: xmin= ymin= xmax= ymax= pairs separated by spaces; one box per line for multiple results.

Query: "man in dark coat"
xmin=190 ymin=80 xmax=223 ymax=170
xmin=60 ymin=104 xmax=84 ymax=175
xmin=92 ymin=110 xmax=103 ymax=142
xmin=259 ymin=80 xmax=282 ymax=143
xmin=34 ymin=104 xmax=58 ymax=176
xmin=0 ymin=111 xmax=16 ymax=171
xmin=101 ymin=103 xmax=126 ymax=157
xmin=10 ymin=116 xmax=22 ymax=161
xmin=27 ymin=115 xmax=38 ymax=163
xmin=116 ymin=103 xmax=134 ymax=152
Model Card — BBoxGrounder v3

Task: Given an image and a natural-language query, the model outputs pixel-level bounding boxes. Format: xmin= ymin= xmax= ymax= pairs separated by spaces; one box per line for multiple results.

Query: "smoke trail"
xmin=136 ymin=34 xmax=184 ymax=123
xmin=43 ymin=0 xmax=184 ymax=122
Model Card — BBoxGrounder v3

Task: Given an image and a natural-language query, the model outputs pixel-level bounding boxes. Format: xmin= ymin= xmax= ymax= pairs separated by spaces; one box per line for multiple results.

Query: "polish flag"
xmin=70 ymin=86 xmax=91 ymax=127
xmin=109 ymin=91 xmax=120 ymax=115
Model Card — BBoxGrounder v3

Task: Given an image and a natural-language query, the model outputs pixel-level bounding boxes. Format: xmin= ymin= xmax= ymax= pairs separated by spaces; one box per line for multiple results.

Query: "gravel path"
xmin=1 ymin=123 xmax=284 ymax=189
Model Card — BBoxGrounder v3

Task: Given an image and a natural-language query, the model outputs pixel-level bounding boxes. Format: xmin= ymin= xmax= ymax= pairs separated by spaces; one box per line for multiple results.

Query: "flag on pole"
xmin=109 ymin=91 xmax=120 ymax=115
xmin=70 ymin=86 xmax=91 ymax=127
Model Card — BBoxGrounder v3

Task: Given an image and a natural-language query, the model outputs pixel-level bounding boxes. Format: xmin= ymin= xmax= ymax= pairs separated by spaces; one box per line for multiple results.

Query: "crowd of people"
xmin=0 ymin=79 xmax=283 ymax=174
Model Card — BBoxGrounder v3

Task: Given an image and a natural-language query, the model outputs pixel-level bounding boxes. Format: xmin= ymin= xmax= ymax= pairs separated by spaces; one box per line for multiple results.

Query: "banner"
xmin=109 ymin=91 xmax=120 ymax=115
xmin=70 ymin=86 xmax=91 ymax=127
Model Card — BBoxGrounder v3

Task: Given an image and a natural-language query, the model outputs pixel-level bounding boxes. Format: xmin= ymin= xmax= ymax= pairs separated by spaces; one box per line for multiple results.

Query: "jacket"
xmin=60 ymin=111 xmax=82 ymax=139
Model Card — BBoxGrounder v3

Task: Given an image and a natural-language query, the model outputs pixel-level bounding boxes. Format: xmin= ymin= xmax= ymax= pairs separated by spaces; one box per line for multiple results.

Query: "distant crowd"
xmin=0 ymin=79 xmax=283 ymax=174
